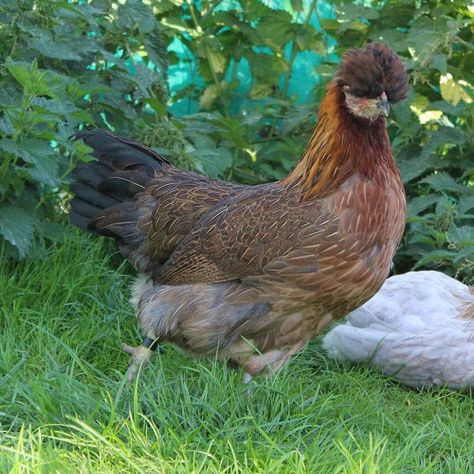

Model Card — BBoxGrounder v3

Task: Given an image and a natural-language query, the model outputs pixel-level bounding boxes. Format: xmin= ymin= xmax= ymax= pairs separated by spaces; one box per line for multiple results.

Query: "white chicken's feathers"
xmin=323 ymin=271 xmax=474 ymax=389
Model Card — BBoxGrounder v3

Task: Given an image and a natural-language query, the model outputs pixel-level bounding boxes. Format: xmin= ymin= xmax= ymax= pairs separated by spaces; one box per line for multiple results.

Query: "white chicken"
xmin=323 ymin=271 xmax=474 ymax=390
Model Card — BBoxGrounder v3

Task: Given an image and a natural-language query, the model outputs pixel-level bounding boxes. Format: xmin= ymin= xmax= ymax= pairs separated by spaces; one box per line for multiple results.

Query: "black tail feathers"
xmin=69 ymin=128 xmax=168 ymax=240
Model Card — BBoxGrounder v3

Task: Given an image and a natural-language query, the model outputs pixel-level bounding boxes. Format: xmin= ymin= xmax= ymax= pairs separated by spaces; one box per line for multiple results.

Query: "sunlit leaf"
xmin=440 ymin=73 xmax=473 ymax=106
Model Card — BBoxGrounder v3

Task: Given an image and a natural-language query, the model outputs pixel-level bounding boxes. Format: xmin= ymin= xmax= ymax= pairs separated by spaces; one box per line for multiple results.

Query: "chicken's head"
xmin=336 ymin=43 xmax=409 ymax=120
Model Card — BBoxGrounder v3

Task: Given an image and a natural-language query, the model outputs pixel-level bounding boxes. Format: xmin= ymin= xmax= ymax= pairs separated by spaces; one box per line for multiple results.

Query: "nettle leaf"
xmin=295 ymin=29 xmax=325 ymax=54
xmin=31 ymin=97 xmax=77 ymax=115
xmin=257 ymin=10 xmax=295 ymax=49
xmin=406 ymin=16 xmax=452 ymax=65
xmin=320 ymin=19 xmax=340 ymax=32
xmin=0 ymin=205 xmax=37 ymax=257
xmin=431 ymin=53 xmax=447 ymax=73
xmin=5 ymin=59 xmax=52 ymax=97
xmin=398 ymin=153 xmax=445 ymax=183
xmin=435 ymin=195 xmax=454 ymax=216
xmin=144 ymin=98 xmax=167 ymax=115
xmin=239 ymin=0 xmax=273 ymax=21
xmin=144 ymin=28 xmax=169 ymax=82
xmin=0 ymin=85 xmax=21 ymax=108
xmin=335 ymin=4 xmax=380 ymax=21
xmin=0 ymin=138 xmax=21 ymax=156
xmin=200 ymin=84 xmax=219 ymax=109
xmin=24 ymin=163 xmax=59 ymax=187
xmin=123 ymin=63 xmax=165 ymax=99
xmin=419 ymin=126 xmax=468 ymax=161
xmin=30 ymin=37 xmax=83 ymax=61
xmin=196 ymin=38 xmax=227 ymax=75
xmin=95 ymin=94 xmax=138 ymax=120
xmin=391 ymin=100 xmax=412 ymax=126
xmin=459 ymin=196 xmax=474 ymax=215
xmin=407 ymin=193 xmax=442 ymax=217
xmin=247 ymin=52 xmax=286 ymax=84
xmin=453 ymin=246 xmax=474 ymax=263
xmin=190 ymin=134 xmax=233 ymax=178
xmin=5 ymin=59 xmax=70 ymax=99
xmin=0 ymin=114 xmax=15 ymax=135
xmin=421 ymin=172 xmax=474 ymax=196
xmin=278 ymin=104 xmax=314 ymax=135
xmin=116 ymin=0 xmax=156 ymax=33
xmin=448 ymin=226 xmax=474 ymax=249
xmin=0 ymin=138 xmax=58 ymax=186
xmin=425 ymin=100 xmax=467 ymax=116
xmin=36 ymin=220 xmax=67 ymax=243
xmin=413 ymin=250 xmax=457 ymax=270
xmin=397 ymin=123 xmax=468 ymax=183
xmin=182 ymin=113 xmax=223 ymax=137
xmin=207 ymin=49 xmax=227 ymax=75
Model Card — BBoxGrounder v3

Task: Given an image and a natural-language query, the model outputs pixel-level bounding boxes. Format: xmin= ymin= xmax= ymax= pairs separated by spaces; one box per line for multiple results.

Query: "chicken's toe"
xmin=121 ymin=343 xmax=153 ymax=383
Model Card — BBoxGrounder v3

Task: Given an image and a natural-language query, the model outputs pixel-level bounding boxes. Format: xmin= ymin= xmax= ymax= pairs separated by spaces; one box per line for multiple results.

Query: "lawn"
xmin=0 ymin=232 xmax=472 ymax=473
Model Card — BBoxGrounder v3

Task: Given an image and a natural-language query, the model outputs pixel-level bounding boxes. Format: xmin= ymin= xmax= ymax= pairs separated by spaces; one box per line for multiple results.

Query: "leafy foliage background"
xmin=0 ymin=0 xmax=472 ymax=283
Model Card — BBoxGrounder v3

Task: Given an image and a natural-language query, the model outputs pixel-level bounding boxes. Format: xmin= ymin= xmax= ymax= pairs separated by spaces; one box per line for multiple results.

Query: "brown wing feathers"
xmin=70 ymin=128 xmax=244 ymax=272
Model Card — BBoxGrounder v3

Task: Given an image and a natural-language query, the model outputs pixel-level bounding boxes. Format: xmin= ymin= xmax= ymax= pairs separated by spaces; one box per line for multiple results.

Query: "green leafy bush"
xmin=0 ymin=0 xmax=472 ymax=283
xmin=148 ymin=0 xmax=326 ymax=182
xmin=0 ymin=0 xmax=167 ymax=257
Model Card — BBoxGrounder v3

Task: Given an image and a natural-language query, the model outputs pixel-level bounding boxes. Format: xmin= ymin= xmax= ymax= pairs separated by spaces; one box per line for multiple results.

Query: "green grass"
xmin=1 ymin=232 xmax=473 ymax=473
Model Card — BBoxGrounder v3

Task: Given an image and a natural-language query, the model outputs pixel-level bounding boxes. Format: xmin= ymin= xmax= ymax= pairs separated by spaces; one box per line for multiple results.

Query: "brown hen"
xmin=70 ymin=43 xmax=409 ymax=382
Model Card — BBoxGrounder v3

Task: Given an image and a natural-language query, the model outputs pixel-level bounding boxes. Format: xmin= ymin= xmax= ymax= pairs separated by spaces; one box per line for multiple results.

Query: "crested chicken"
xmin=70 ymin=43 xmax=409 ymax=382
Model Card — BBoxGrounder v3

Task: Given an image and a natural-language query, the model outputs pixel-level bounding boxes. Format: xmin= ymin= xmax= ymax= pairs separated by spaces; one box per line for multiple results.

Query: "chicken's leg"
xmin=121 ymin=335 xmax=160 ymax=383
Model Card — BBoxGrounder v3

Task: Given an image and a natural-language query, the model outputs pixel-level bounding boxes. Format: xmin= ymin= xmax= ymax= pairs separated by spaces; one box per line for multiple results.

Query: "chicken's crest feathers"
xmin=337 ymin=42 xmax=409 ymax=103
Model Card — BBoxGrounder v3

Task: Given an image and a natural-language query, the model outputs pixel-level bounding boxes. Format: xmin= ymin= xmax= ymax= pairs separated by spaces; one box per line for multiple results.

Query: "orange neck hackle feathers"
xmin=284 ymin=81 xmax=393 ymax=199
xmin=284 ymin=42 xmax=409 ymax=200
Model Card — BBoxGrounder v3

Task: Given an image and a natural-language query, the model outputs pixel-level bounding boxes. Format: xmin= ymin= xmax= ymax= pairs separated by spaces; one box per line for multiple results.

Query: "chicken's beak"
xmin=377 ymin=92 xmax=390 ymax=117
